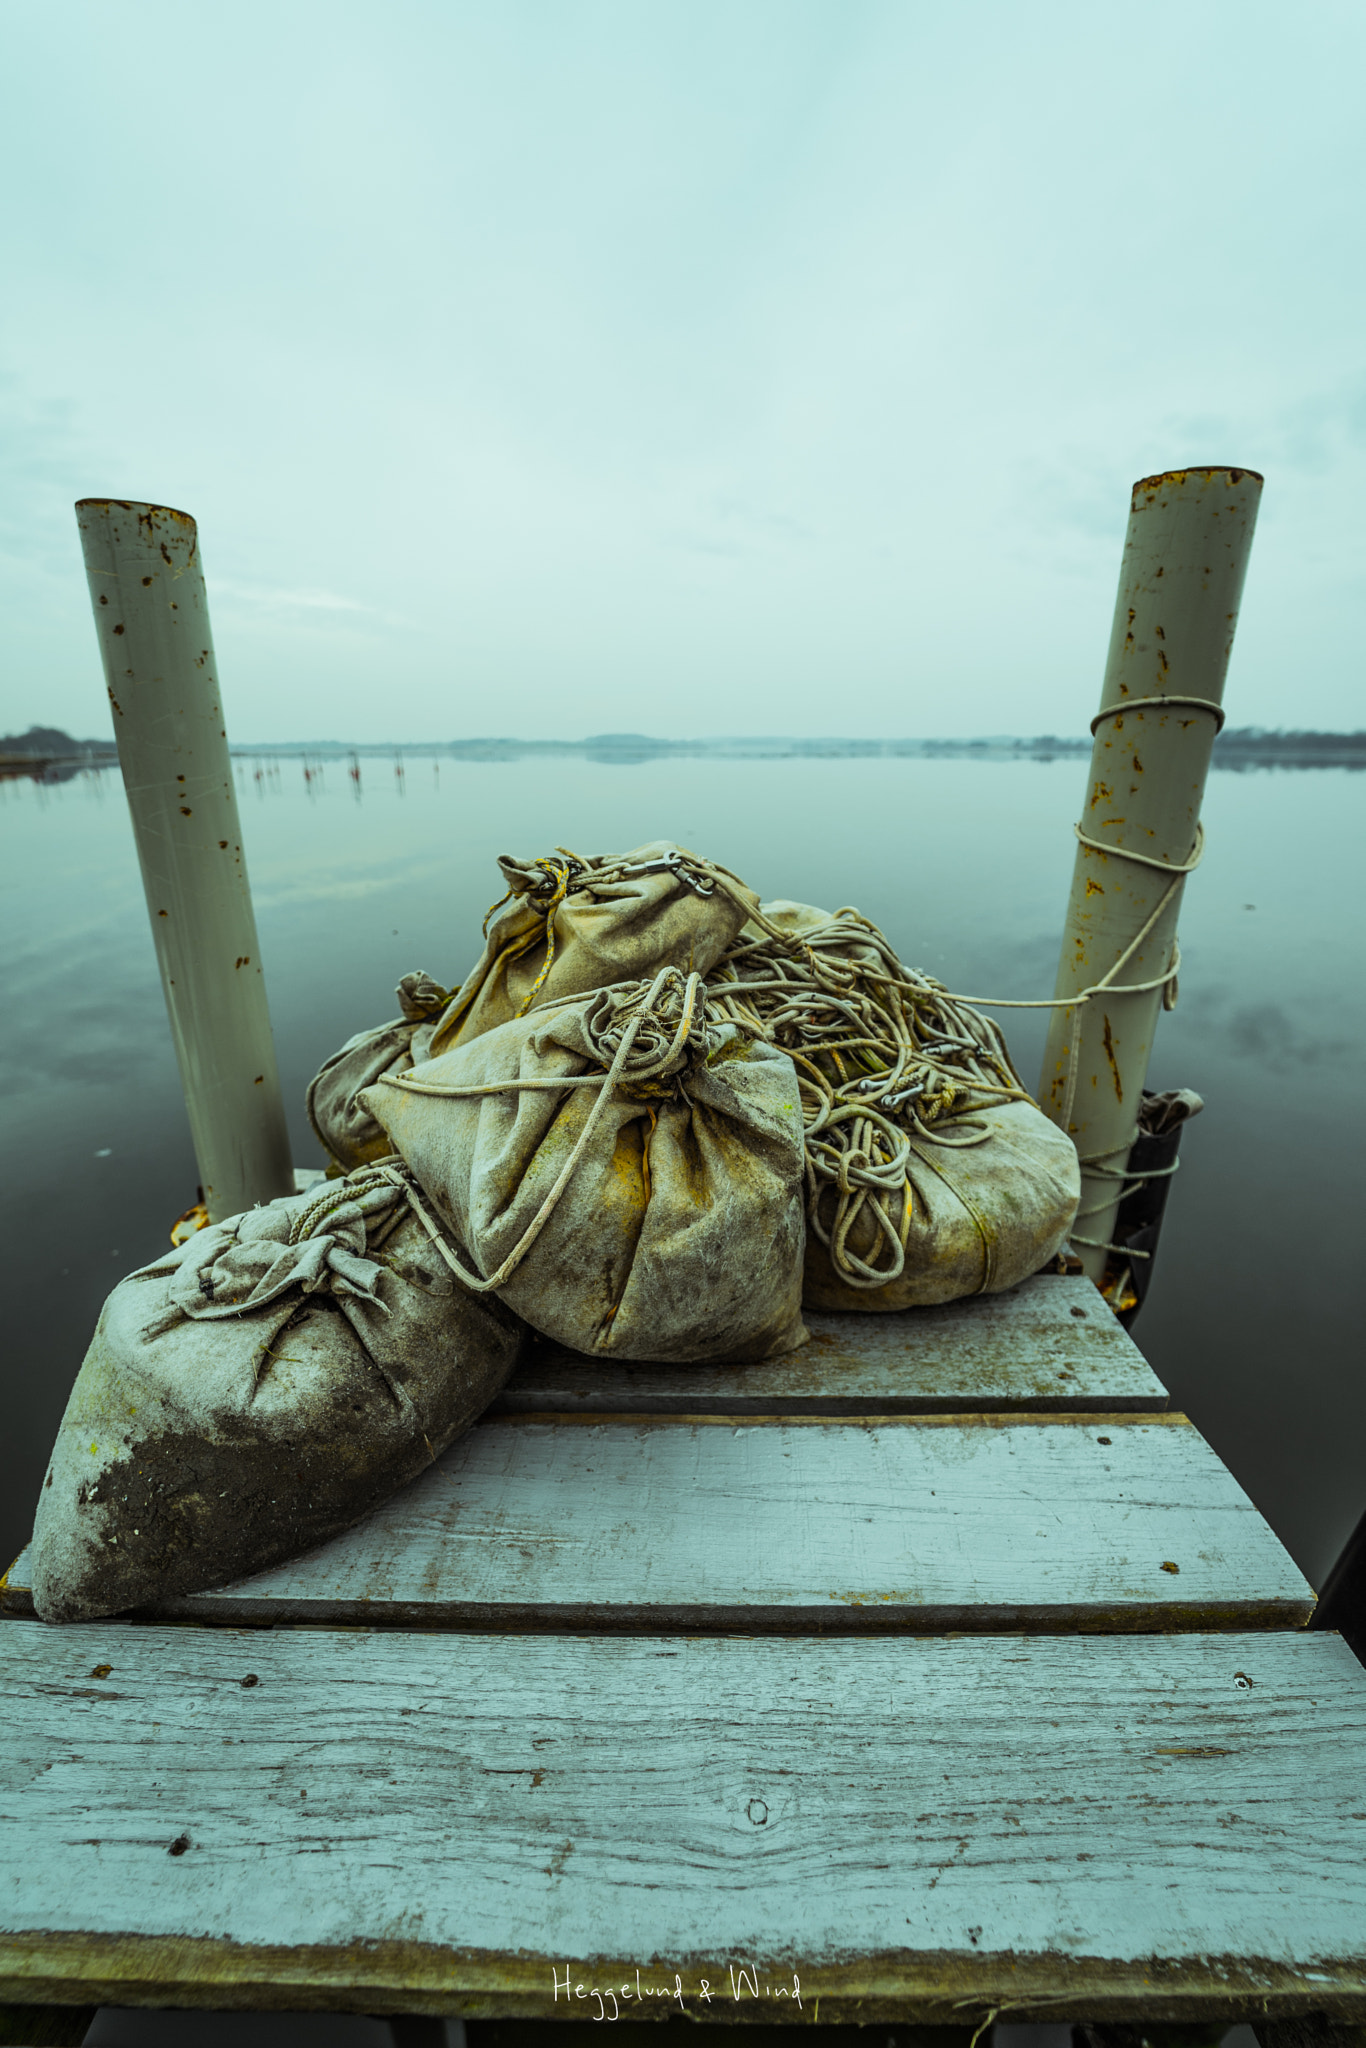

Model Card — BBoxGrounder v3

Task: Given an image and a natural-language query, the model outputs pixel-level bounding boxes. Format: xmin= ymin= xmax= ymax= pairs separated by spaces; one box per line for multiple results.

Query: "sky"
xmin=2 ymin=0 xmax=1363 ymax=743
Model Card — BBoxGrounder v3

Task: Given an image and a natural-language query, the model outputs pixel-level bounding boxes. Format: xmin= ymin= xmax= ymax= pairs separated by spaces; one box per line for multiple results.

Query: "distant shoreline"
xmin=5 ymin=725 xmax=1365 ymax=777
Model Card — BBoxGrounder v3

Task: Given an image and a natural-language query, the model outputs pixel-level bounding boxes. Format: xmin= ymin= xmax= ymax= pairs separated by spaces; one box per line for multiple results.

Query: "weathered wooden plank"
xmin=1 ymin=1625 xmax=1363 ymax=2020
xmin=496 ymin=1274 xmax=1167 ymax=1416
xmin=3 ymin=1414 xmax=1312 ymax=1632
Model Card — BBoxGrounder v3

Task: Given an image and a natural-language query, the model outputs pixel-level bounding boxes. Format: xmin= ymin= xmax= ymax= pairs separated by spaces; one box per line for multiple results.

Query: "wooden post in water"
xmin=1039 ymin=466 xmax=1262 ymax=1286
xmin=76 ymin=499 xmax=293 ymax=1222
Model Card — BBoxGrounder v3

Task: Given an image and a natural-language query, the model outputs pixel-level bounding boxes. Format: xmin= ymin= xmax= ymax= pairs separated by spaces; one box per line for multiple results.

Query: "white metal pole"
xmin=76 ymin=498 xmax=294 ymax=1222
xmin=1039 ymin=466 xmax=1262 ymax=1285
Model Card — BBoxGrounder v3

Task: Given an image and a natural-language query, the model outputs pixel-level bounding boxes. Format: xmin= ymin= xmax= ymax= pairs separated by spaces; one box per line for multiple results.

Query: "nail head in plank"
xmin=1 ymin=1626 xmax=1363 ymax=2019
xmin=5 ymin=1413 xmax=1311 ymax=1632
xmin=496 ymin=1274 xmax=1168 ymax=1415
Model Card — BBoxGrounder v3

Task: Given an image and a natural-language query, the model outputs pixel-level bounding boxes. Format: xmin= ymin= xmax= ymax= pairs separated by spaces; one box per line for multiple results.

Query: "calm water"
xmin=2 ymin=754 xmax=1361 ymax=1586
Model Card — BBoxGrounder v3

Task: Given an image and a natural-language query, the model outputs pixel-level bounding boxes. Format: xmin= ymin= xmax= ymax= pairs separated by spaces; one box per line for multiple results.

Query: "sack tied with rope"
xmin=30 ymin=1161 xmax=525 ymax=1624
xmin=305 ymin=843 xmax=761 ymax=1171
xmin=361 ymin=965 xmax=809 ymax=1363
xmin=705 ymin=900 xmax=1080 ymax=1311
xmin=307 ymin=970 xmax=454 ymax=1172
xmin=423 ymin=841 xmax=761 ymax=1057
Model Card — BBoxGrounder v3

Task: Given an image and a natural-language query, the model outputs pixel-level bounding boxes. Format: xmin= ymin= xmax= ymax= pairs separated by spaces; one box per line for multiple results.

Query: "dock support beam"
xmin=1039 ymin=466 xmax=1262 ymax=1286
xmin=76 ymin=499 xmax=293 ymax=1223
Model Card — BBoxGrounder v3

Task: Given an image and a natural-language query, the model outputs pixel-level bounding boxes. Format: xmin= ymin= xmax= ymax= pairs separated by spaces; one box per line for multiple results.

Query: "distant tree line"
xmin=5 ymin=724 xmax=1364 ymax=769
xmin=0 ymin=725 xmax=116 ymax=759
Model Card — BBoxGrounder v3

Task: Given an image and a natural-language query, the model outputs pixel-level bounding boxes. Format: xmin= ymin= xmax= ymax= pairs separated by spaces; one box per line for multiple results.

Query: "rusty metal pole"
xmin=1039 ymin=466 xmax=1262 ymax=1285
xmin=76 ymin=499 xmax=294 ymax=1222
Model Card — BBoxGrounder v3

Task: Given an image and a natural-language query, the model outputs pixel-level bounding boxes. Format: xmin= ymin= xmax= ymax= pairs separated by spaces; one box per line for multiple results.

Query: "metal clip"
xmin=879 ymin=1082 xmax=927 ymax=1113
xmin=854 ymin=1074 xmax=926 ymax=1112
xmin=617 ymin=850 xmax=716 ymax=896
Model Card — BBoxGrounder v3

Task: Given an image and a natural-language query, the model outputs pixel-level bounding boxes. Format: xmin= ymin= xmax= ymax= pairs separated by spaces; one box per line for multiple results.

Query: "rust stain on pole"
xmin=75 ymin=498 xmax=293 ymax=1222
xmin=1038 ymin=466 xmax=1263 ymax=1286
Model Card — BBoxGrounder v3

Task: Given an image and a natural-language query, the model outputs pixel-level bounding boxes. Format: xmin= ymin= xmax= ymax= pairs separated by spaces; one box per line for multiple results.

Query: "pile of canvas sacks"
xmin=31 ymin=842 xmax=1079 ymax=1622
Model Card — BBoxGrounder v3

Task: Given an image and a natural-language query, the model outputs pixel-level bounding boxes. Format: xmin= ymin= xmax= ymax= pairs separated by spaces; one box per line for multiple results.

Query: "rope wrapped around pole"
xmin=1036 ymin=465 xmax=1263 ymax=1284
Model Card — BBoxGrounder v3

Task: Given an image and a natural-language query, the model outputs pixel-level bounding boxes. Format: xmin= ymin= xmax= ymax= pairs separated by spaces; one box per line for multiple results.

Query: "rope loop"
xmin=1090 ymin=693 xmax=1227 ymax=735
xmin=371 ymin=967 xmax=708 ymax=1296
xmin=955 ymin=816 xmax=1209 ymax=1134
xmin=1074 ymin=818 xmax=1204 ymax=877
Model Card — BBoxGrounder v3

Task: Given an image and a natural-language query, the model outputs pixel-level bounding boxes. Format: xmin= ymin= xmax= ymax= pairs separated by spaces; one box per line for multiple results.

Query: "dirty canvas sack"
xmin=362 ymin=967 xmax=808 ymax=1362
xmin=799 ymin=1096 xmax=1083 ymax=1310
xmin=30 ymin=1162 xmax=525 ymax=1624
xmin=422 ymin=842 xmax=761 ymax=1058
xmin=706 ymin=899 xmax=1081 ymax=1311
xmin=307 ymin=970 xmax=453 ymax=1171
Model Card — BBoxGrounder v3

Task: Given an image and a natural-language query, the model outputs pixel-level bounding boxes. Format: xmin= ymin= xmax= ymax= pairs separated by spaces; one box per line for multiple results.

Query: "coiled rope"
xmin=700 ymin=899 xmax=1034 ymax=1291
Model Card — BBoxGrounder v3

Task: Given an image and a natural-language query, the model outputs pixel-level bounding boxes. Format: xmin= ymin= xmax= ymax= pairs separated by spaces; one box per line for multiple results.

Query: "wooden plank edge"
xmin=488 ymin=1385 xmax=1170 ymax=1415
xmin=0 ymin=1589 xmax=1316 ymax=1633
xmin=0 ymin=1932 xmax=1361 ymax=2023
xmin=459 ymin=1409 xmax=1194 ymax=1429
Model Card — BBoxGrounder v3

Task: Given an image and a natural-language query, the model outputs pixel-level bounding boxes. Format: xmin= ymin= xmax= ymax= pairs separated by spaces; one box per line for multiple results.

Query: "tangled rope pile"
xmin=704 ymin=907 xmax=1036 ymax=1290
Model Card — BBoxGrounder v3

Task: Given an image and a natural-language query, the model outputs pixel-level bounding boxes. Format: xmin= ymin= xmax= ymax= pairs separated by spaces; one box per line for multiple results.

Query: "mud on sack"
xmin=362 ymin=967 xmax=808 ymax=1362
xmin=422 ymin=841 xmax=761 ymax=1058
xmin=30 ymin=1163 xmax=525 ymax=1623
xmin=707 ymin=901 xmax=1080 ymax=1310
xmin=307 ymin=970 xmax=453 ymax=1172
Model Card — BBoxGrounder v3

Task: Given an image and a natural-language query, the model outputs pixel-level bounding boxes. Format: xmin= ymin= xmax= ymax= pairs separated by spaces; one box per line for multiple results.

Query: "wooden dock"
xmin=3 ymin=1272 xmax=1364 ymax=2035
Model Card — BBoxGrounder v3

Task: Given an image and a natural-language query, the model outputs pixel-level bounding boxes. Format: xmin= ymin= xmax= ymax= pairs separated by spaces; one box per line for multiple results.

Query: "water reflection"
xmin=1 ymin=755 xmax=1362 ymax=1588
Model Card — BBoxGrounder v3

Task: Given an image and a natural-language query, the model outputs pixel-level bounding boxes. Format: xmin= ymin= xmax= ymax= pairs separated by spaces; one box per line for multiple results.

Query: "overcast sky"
xmin=3 ymin=0 xmax=1363 ymax=742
